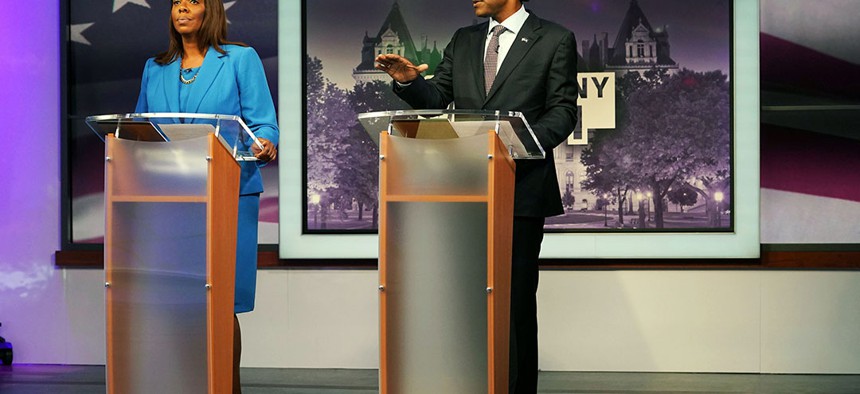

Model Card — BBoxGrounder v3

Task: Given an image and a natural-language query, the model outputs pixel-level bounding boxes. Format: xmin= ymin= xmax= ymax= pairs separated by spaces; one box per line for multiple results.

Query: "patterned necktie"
xmin=484 ymin=25 xmax=507 ymax=95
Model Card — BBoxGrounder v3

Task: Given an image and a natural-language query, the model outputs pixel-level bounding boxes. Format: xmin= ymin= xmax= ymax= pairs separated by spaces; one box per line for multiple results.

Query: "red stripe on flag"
xmin=761 ymin=124 xmax=860 ymax=202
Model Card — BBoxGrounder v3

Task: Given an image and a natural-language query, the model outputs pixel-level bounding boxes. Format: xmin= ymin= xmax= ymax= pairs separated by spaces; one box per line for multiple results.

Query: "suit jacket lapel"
xmin=185 ymin=47 xmax=225 ymax=114
xmin=470 ymin=23 xmax=490 ymax=100
xmin=161 ymin=59 xmax=181 ymax=112
xmin=485 ymin=14 xmax=543 ymax=103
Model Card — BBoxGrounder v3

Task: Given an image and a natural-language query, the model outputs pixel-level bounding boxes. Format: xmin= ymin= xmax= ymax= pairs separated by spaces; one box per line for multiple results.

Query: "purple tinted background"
xmin=308 ymin=0 xmax=731 ymax=89
xmin=0 ymin=1 xmax=70 ymax=359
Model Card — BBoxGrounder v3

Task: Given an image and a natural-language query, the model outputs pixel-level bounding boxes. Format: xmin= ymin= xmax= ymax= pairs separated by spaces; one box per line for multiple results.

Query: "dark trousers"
xmin=508 ymin=216 xmax=545 ymax=394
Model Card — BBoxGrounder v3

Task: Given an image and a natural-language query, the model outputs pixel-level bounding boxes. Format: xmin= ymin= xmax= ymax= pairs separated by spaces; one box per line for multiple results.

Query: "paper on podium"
xmin=391 ymin=119 xmax=459 ymax=140
xmin=390 ymin=118 xmax=529 ymax=155
xmin=158 ymin=123 xmax=216 ymax=141
xmin=93 ymin=120 xmax=167 ymax=142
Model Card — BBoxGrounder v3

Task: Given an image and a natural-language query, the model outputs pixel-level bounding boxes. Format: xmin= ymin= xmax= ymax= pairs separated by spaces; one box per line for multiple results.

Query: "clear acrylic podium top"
xmin=358 ymin=109 xmax=545 ymax=159
xmin=85 ymin=112 xmax=263 ymax=161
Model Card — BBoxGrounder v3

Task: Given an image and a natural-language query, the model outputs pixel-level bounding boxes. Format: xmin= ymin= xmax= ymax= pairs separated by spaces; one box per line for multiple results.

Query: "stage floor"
xmin=2 ymin=364 xmax=860 ymax=393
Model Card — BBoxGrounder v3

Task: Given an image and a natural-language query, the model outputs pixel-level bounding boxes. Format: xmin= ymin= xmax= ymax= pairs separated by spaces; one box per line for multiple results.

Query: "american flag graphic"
xmin=66 ymin=0 xmax=279 ymax=243
xmin=760 ymin=0 xmax=860 ymax=243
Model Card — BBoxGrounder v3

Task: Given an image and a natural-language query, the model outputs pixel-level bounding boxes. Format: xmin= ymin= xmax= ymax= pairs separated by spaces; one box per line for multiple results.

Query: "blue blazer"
xmin=135 ymin=44 xmax=279 ymax=195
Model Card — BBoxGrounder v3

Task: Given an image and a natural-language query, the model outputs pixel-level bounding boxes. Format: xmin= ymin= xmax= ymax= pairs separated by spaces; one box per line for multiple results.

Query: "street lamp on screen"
xmin=310 ymin=193 xmax=321 ymax=228
xmin=646 ymin=191 xmax=652 ymax=222
xmin=714 ymin=191 xmax=724 ymax=227
xmin=603 ymin=193 xmax=609 ymax=226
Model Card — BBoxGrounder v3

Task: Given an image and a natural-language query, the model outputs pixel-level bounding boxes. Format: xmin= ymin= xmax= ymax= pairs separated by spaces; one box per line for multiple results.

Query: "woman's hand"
xmin=252 ymin=137 xmax=277 ymax=162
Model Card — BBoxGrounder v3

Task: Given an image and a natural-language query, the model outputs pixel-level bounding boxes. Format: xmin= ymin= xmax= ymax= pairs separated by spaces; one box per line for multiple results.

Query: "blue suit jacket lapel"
xmin=161 ymin=60 xmax=181 ymax=112
xmin=485 ymin=14 xmax=542 ymax=103
xmin=184 ymin=47 xmax=226 ymax=114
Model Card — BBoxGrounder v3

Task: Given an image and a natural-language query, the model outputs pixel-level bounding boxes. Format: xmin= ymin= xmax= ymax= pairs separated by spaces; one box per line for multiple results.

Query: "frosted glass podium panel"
xmin=94 ymin=113 xmax=242 ymax=394
xmin=108 ymin=133 xmax=211 ymax=197
xmin=105 ymin=136 xmax=212 ymax=394
xmin=366 ymin=109 xmax=519 ymax=394
xmin=384 ymin=201 xmax=488 ymax=393
xmin=108 ymin=201 xmax=209 ymax=394
xmin=385 ymin=134 xmax=490 ymax=196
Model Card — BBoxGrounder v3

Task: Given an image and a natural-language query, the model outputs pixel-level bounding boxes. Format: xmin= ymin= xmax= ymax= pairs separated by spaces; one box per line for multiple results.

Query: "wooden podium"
xmin=359 ymin=110 xmax=545 ymax=394
xmin=86 ymin=113 xmax=263 ymax=394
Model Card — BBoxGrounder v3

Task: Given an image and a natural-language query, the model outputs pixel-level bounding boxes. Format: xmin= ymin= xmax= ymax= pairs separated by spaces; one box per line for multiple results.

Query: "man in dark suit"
xmin=376 ymin=0 xmax=577 ymax=392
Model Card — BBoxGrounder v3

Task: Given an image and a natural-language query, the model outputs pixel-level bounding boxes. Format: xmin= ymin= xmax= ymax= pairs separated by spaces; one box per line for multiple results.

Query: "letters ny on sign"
xmin=570 ymin=72 xmax=616 ymax=146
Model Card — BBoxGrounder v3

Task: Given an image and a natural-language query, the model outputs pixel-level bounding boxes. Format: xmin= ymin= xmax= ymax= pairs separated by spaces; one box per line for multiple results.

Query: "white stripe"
xmin=761 ymin=188 xmax=860 ymax=243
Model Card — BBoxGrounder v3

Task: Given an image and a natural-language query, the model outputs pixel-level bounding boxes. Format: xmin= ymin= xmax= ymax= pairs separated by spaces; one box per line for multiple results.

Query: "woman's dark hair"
xmin=155 ymin=0 xmax=246 ymax=65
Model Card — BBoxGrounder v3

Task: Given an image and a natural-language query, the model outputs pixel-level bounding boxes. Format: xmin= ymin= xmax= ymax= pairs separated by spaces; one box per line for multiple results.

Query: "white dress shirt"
xmin=484 ymin=5 xmax=530 ymax=73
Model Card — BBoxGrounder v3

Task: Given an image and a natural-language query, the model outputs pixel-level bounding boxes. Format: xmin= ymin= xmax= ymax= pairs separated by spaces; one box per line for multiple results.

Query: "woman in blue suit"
xmin=134 ymin=1 xmax=278 ymax=392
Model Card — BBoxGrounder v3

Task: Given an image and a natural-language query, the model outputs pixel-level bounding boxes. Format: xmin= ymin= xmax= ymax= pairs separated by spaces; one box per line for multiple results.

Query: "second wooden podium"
xmin=359 ymin=110 xmax=545 ymax=394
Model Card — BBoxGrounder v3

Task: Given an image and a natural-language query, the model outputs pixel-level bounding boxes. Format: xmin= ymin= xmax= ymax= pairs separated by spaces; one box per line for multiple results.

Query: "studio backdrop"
xmin=282 ymin=0 xmax=759 ymax=259
xmin=60 ymin=0 xmax=759 ymax=261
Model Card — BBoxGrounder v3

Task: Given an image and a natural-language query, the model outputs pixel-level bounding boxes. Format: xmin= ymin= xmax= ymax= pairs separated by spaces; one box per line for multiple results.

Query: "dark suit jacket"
xmin=395 ymin=12 xmax=578 ymax=217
